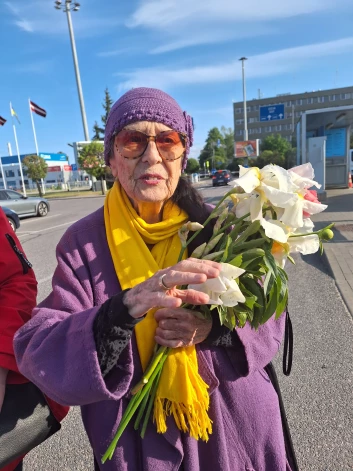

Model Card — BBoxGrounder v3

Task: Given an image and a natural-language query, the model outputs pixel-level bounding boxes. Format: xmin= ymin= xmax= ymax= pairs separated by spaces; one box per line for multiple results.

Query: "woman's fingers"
xmin=154 ymin=307 xmax=213 ymax=348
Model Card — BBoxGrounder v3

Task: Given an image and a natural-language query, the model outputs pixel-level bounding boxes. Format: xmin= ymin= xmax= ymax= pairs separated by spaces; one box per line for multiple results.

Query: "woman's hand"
xmin=154 ymin=308 xmax=212 ymax=348
xmin=123 ymin=258 xmax=221 ymax=319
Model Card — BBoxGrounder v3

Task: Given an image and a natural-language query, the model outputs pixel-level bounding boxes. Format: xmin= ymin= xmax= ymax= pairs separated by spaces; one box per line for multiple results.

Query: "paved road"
xmin=17 ymin=184 xmax=353 ymax=471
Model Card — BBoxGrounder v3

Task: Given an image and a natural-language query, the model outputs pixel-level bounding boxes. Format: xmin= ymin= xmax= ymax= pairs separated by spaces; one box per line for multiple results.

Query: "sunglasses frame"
xmin=115 ymin=129 xmax=188 ymax=161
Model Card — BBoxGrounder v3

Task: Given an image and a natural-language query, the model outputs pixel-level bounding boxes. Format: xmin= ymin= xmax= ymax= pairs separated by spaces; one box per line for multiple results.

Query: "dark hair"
xmin=172 ymin=177 xmax=214 ymax=254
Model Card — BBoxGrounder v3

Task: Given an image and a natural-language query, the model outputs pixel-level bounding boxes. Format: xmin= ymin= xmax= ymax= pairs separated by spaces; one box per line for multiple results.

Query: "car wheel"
xmin=37 ymin=202 xmax=48 ymax=217
xmin=7 ymin=217 xmax=16 ymax=232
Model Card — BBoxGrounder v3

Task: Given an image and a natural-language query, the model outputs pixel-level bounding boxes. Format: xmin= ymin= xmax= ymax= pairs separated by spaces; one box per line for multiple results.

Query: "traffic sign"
xmin=71 ymin=164 xmax=78 ymax=171
xmin=259 ymin=104 xmax=285 ymax=122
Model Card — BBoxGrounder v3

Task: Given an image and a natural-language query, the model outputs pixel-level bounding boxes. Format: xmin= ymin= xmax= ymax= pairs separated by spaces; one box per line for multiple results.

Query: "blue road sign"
xmin=71 ymin=163 xmax=78 ymax=171
xmin=259 ymin=104 xmax=285 ymax=122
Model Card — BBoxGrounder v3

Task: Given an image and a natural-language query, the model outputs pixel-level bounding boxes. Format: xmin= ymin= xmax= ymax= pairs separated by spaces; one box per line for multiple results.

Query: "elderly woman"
xmin=14 ymin=88 xmax=293 ymax=471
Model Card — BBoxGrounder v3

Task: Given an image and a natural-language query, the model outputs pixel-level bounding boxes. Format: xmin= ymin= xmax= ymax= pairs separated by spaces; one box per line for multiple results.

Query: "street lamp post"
xmin=55 ymin=1 xmax=90 ymax=141
xmin=239 ymin=57 xmax=248 ymax=142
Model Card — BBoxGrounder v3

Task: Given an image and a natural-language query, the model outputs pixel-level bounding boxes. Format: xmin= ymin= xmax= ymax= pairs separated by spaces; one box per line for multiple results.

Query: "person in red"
xmin=0 ymin=208 xmax=69 ymax=471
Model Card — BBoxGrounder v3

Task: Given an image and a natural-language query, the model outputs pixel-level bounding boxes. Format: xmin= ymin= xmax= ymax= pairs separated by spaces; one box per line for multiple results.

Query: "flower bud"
xmin=320 ymin=228 xmax=334 ymax=241
xmin=186 ymin=221 xmax=204 ymax=231
xmin=191 ymin=242 xmax=207 ymax=258
xmin=178 ymin=224 xmax=189 ymax=246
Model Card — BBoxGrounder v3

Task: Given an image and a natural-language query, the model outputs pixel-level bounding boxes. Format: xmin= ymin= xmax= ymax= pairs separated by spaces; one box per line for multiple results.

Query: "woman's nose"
xmin=141 ymin=139 xmax=163 ymax=165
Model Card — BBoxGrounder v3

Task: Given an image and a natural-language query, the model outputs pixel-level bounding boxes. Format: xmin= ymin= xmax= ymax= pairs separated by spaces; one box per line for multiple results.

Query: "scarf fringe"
xmin=153 ymin=397 xmax=213 ymax=442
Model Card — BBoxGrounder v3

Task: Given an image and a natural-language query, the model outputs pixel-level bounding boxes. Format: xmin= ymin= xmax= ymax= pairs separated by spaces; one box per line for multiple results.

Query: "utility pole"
xmin=239 ymin=57 xmax=249 ymax=166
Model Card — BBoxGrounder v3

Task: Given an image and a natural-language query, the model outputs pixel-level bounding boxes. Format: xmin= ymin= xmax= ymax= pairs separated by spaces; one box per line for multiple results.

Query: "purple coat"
xmin=14 ymin=207 xmax=292 ymax=471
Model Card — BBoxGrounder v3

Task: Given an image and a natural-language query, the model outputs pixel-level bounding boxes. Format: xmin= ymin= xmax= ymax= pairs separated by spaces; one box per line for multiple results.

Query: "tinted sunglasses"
xmin=114 ymin=129 xmax=187 ymax=161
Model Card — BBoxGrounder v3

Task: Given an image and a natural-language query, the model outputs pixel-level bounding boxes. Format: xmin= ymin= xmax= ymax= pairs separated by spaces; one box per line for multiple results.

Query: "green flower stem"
xmin=131 ymin=346 xmax=168 ymax=395
xmin=134 ymin=387 xmax=150 ymax=431
xmin=288 ymin=223 xmax=334 ymax=239
xmin=140 ymin=360 xmax=165 ymax=439
xmin=102 ymin=350 xmax=169 ymax=463
xmin=177 ymin=188 xmax=240 ymax=262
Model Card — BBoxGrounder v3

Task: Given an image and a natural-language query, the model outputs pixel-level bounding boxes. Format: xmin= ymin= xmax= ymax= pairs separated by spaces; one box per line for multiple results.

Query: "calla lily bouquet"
xmin=102 ymin=162 xmax=334 ymax=463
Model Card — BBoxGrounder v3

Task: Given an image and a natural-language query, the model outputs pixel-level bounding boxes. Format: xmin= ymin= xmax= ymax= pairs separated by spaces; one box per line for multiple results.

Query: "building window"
xmin=249 ymin=117 xmax=257 ymax=123
xmin=236 ymin=119 xmax=244 ymax=125
xmin=235 ymin=108 xmax=242 ymax=114
xmin=5 ymin=170 xmax=15 ymax=178
xmin=345 ymin=93 xmax=351 ymax=99
xmin=296 ymin=99 xmax=302 ymax=105
xmin=329 ymin=95 xmax=335 ymax=101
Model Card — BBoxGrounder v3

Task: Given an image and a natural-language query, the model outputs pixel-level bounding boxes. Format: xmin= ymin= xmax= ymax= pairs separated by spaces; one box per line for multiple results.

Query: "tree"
xmin=350 ymin=131 xmax=353 ymax=149
xmin=78 ymin=142 xmax=107 ymax=194
xmin=250 ymin=134 xmax=295 ymax=169
xmin=92 ymin=88 xmax=114 ymax=140
xmin=260 ymin=134 xmax=292 ymax=156
xmin=22 ymin=155 xmax=48 ymax=196
xmin=199 ymin=127 xmax=227 ymax=171
xmin=185 ymin=158 xmax=200 ymax=174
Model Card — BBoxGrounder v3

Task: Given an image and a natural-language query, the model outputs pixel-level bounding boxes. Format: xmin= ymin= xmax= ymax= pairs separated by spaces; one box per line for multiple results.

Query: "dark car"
xmin=212 ymin=169 xmax=231 ymax=187
xmin=0 ymin=189 xmax=50 ymax=218
xmin=2 ymin=207 xmax=20 ymax=232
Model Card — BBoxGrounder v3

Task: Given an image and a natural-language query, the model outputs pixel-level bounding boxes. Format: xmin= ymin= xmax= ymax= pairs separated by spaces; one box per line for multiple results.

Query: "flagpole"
xmin=29 ymin=98 xmax=45 ymax=194
xmin=10 ymin=102 xmax=26 ymax=197
xmin=29 ymin=98 xmax=39 ymax=155
xmin=0 ymin=154 xmax=6 ymax=190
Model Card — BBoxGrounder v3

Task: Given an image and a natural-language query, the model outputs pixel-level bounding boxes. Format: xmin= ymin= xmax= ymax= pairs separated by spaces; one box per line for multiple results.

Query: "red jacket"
xmin=0 ymin=209 xmax=69 ymax=471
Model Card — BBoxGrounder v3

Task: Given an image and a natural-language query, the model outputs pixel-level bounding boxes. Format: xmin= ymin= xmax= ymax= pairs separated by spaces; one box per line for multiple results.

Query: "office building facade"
xmin=233 ymin=86 xmax=353 ymax=143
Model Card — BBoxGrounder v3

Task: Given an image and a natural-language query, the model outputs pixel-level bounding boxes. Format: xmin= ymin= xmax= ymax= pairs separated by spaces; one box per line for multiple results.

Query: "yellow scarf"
xmin=104 ymin=181 xmax=212 ymax=440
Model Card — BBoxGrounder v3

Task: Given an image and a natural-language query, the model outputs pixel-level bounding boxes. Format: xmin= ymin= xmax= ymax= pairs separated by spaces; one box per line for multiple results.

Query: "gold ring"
xmin=158 ymin=274 xmax=169 ymax=290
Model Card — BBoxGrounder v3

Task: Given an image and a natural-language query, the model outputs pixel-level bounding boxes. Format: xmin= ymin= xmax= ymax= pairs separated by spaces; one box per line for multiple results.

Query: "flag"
xmin=29 ymin=100 xmax=47 ymax=118
xmin=0 ymin=116 xmax=6 ymax=126
xmin=10 ymin=106 xmax=20 ymax=124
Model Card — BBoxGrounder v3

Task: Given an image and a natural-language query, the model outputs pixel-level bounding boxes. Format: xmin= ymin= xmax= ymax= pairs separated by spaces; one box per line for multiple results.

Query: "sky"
xmin=1 ymin=0 xmax=353 ymax=163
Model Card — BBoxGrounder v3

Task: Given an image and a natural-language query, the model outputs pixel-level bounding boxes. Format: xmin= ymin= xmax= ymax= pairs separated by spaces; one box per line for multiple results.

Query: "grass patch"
xmin=27 ymin=190 xmax=105 ymax=199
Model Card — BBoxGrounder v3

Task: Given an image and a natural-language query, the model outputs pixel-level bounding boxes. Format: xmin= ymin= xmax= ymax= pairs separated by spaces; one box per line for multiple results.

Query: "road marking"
xmin=20 ymin=214 xmax=62 ymax=224
xmin=19 ymin=220 xmax=78 ymax=234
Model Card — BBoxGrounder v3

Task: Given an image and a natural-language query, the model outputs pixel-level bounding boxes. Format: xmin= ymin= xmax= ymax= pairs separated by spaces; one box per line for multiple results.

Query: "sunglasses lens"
xmin=115 ymin=130 xmax=147 ymax=158
xmin=115 ymin=129 xmax=186 ymax=160
xmin=156 ymin=131 xmax=185 ymax=160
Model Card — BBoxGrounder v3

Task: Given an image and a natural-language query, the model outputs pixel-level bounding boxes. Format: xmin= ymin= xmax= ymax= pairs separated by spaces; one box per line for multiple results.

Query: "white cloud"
xmin=15 ymin=19 xmax=34 ymax=33
xmin=116 ymin=37 xmax=353 ymax=90
xmin=128 ymin=0 xmax=352 ymax=53
xmin=97 ymin=47 xmax=136 ymax=58
xmin=4 ymin=0 xmax=121 ymax=37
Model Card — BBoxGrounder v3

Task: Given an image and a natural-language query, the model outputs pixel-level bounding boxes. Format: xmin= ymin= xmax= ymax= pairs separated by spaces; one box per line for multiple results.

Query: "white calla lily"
xmin=188 ymin=263 xmax=245 ymax=307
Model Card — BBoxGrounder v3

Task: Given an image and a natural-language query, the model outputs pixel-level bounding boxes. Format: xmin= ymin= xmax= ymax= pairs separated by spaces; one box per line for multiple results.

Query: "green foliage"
xmin=199 ymin=127 xmax=228 ymax=170
xmin=78 ymin=142 xmax=107 ymax=179
xmin=22 ymin=154 xmax=48 ymax=197
xmin=185 ymin=158 xmax=200 ymax=174
xmin=92 ymin=88 xmax=114 ymax=140
xmin=23 ymin=154 xmax=48 ymax=180
xmin=250 ymin=134 xmax=296 ymax=169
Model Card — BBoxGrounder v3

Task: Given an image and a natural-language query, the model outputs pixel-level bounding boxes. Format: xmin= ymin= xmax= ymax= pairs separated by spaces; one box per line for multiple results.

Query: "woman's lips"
xmin=138 ymin=174 xmax=165 ymax=185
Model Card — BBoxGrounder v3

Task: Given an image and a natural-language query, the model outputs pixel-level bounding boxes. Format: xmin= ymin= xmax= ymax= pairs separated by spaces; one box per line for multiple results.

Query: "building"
xmin=0 ymin=152 xmax=86 ymax=190
xmin=233 ymin=86 xmax=353 ymax=143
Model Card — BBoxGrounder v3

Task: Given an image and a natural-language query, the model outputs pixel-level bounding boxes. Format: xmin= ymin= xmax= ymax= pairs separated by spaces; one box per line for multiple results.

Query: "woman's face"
xmin=109 ymin=121 xmax=183 ymax=209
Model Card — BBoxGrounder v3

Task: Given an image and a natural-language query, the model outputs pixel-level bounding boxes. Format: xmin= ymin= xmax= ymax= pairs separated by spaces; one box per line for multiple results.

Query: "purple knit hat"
xmin=104 ymin=87 xmax=194 ymax=170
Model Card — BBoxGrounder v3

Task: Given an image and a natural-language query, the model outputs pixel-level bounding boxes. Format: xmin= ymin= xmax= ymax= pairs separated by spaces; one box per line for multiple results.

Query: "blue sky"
xmin=1 ymin=0 xmax=353 ymax=163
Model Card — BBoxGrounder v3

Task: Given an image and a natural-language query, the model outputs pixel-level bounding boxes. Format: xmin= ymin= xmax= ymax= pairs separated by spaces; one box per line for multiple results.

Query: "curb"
xmin=321 ymin=245 xmax=353 ymax=320
xmin=45 ymin=194 xmax=106 ymax=201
